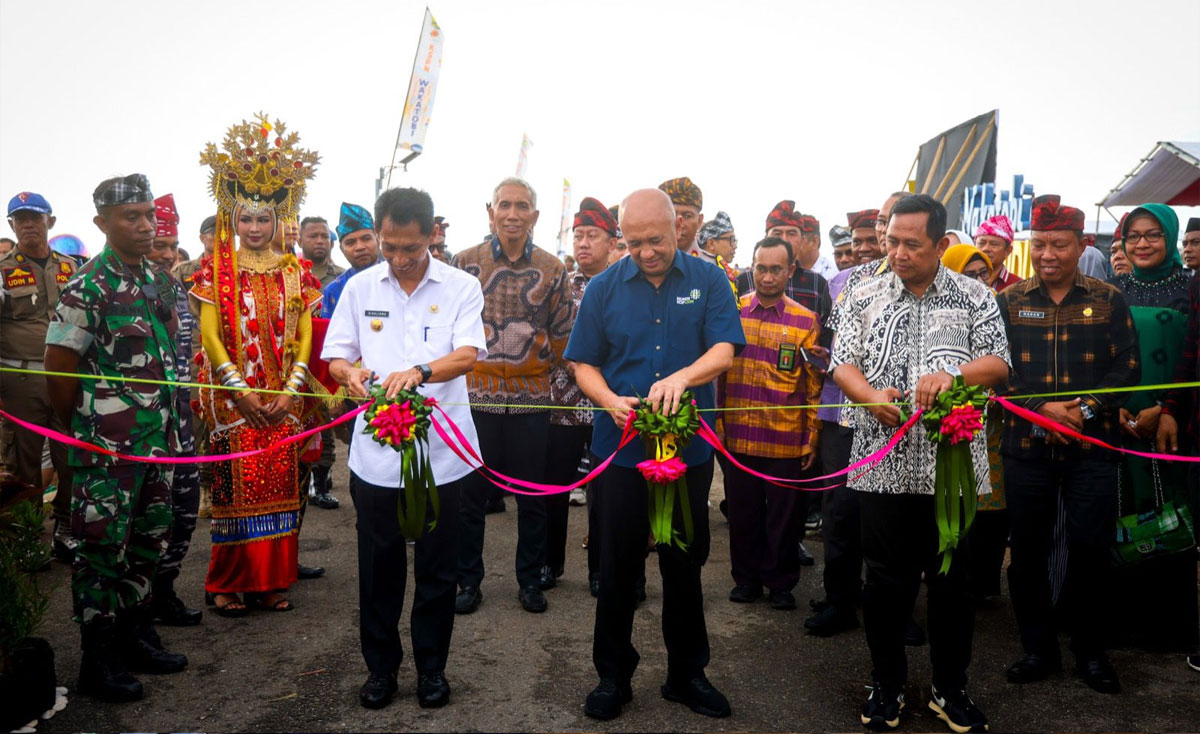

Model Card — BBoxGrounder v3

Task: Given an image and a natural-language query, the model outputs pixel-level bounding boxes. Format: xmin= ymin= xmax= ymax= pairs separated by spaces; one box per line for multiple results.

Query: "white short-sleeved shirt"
xmin=321 ymin=257 xmax=487 ymax=488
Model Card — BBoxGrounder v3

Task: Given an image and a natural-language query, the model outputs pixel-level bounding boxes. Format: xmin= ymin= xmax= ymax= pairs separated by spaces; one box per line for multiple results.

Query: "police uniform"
xmin=46 ymin=246 xmax=181 ymax=623
xmin=0 ymin=245 xmax=77 ymax=518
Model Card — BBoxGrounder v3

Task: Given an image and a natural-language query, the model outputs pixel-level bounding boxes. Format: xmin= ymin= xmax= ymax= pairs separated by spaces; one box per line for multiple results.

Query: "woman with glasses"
xmin=941 ymin=243 xmax=994 ymax=286
xmin=1108 ymin=204 xmax=1196 ymax=656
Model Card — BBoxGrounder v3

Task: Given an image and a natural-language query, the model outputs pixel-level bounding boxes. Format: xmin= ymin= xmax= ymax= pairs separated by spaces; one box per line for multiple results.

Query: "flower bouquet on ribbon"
xmin=362 ymin=385 xmax=438 ymax=539
xmin=633 ymin=392 xmax=700 ymax=552
xmin=920 ymin=377 xmax=988 ymax=574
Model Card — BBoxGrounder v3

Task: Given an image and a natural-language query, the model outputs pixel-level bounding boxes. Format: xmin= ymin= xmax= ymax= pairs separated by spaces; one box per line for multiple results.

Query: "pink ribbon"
xmin=0 ymin=404 xmax=368 ymax=465
xmin=941 ymin=404 xmax=983 ymax=445
xmin=637 ymin=456 xmax=688 ymax=484
xmin=695 ymin=411 xmax=923 ymax=491
xmin=368 ymin=400 xmax=418 ymax=445
xmin=428 ymin=403 xmax=639 ymax=495
xmin=992 ymin=396 xmax=1200 ymax=463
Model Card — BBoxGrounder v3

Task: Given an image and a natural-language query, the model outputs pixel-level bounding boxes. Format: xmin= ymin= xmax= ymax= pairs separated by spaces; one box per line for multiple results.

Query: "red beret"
xmin=766 ymin=200 xmax=818 ymax=235
xmin=847 ymin=209 xmax=879 ymax=231
xmin=573 ymin=196 xmax=618 ymax=237
xmin=1030 ymin=194 xmax=1085 ymax=232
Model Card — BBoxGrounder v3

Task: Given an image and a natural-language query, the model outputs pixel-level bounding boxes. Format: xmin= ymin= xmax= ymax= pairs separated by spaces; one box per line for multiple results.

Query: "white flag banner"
xmin=515 ymin=133 xmax=533 ymax=177
xmin=557 ymin=178 xmax=572 ymax=255
xmin=393 ymin=9 xmax=443 ymax=165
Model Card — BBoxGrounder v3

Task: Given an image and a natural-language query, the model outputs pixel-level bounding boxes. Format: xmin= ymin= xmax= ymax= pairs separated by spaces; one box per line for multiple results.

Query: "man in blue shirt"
xmin=566 ymin=188 xmax=745 ymax=721
xmin=322 ymin=202 xmax=382 ymax=318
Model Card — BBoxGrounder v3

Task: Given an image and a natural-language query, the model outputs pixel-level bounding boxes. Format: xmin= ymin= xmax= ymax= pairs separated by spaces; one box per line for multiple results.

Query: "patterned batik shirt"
xmin=719 ymin=294 xmax=822 ymax=459
xmin=550 ymin=269 xmax=596 ymax=427
xmin=996 ymin=272 xmax=1140 ymax=461
xmin=830 ymin=265 xmax=1011 ymax=495
xmin=46 ymin=247 xmax=182 ymax=467
xmin=454 ymin=236 xmax=575 ymax=414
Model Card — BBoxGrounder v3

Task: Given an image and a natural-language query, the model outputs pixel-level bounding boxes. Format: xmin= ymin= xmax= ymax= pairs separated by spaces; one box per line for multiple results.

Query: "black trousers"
xmin=593 ymin=458 xmax=714 ymax=683
xmin=457 ymin=411 xmax=549 ymax=590
xmin=966 ymin=509 xmax=1009 ymax=599
xmin=725 ymin=453 xmax=805 ymax=591
xmin=1005 ymin=457 xmax=1117 ymax=660
xmin=819 ymin=422 xmax=861 ymax=610
xmin=544 ymin=424 xmax=591 ymax=574
xmin=860 ymin=491 xmax=975 ymax=692
xmin=351 ymin=471 xmax=462 ymax=676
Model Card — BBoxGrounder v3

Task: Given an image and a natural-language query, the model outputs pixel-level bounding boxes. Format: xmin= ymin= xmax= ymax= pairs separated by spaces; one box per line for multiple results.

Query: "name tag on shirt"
xmin=3 ymin=267 xmax=35 ymax=289
xmin=778 ymin=343 xmax=797 ymax=372
xmin=1018 ymin=310 xmax=1045 ymax=319
xmin=365 ymin=310 xmax=389 ymax=318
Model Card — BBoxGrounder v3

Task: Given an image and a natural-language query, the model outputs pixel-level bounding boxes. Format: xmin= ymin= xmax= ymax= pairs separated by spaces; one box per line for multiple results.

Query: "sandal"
xmin=246 ymin=592 xmax=294 ymax=612
xmin=211 ymin=593 xmax=249 ymax=618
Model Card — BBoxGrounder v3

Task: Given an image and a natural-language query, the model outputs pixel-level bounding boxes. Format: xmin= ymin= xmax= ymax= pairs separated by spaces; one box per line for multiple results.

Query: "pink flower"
xmin=636 ymin=456 xmax=688 ymax=484
xmin=370 ymin=401 xmax=419 ymax=445
xmin=940 ymin=404 xmax=983 ymax=445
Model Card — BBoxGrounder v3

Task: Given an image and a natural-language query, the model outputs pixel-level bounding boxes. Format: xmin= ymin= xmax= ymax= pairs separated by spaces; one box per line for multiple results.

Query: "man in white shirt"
xmin=323 ymin=187 xmax=487 ymax=712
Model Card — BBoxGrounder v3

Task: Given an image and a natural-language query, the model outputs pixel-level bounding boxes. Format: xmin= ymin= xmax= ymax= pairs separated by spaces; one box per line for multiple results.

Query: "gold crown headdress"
xmin=200 ymin=112 xmax=319 ymax=220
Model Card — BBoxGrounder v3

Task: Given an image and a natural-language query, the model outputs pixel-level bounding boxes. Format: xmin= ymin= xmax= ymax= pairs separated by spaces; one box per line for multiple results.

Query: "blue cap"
xmin=7 ymin=192 xmax=52 ymax=216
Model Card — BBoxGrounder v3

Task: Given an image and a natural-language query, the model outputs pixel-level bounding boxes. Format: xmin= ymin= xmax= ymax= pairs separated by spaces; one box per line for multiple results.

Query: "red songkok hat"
xmin=154 ymin=194 xmax=179 ymax=238
xmin=573 ymin=197 xmax=618 ymax=237
xmin=766 ymin=200 xmax=818 ymax=235
xmin=1030 ymin=194 xmax=1085 ymax=232
xmin=847 ymin=209 xmax=879 ymax=231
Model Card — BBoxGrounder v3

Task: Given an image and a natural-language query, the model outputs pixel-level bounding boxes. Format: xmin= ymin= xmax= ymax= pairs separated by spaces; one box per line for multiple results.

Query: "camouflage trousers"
xmin=156 ymin=460 xmax=199 ymax=585
xmin=71 ymin=464 xmax=174 ymax=623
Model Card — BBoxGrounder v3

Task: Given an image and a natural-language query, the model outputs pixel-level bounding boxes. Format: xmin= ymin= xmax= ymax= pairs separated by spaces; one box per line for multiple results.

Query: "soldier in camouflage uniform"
xmin=44 ymin=174 xmax=188 ymax=703
xmin=172 ymin=214 xmax=215 ymax=518
xmin=146 ymin=194 xmax=203 ymax=627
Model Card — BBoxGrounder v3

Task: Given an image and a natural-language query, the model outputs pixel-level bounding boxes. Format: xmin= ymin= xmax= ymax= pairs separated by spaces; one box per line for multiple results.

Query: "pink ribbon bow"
xmin=940 ymin=404 xmax=983 ymax=445
xmin=636 ymin=456 xmax=688 ymax=484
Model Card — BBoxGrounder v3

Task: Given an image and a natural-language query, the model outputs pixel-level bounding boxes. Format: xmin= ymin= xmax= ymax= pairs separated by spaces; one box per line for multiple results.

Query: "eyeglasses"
xmin=961 ymin=268 xmax=990 ymax=282
xmin=1124 ymin=231 xmax=1164 ymax=244
xmin=715 ymin=236 xmax=738 ymax=246
xmin=753 ymin=265 xmax=787 ymax=277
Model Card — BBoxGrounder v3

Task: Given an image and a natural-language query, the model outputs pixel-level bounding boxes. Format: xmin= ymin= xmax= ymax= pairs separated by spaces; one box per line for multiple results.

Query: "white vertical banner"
xmin=392 ymin=8 xmax=443 ymax=167
xmin=515 ymin=133 xmax=533 ymax=177
xmin=557 ymin=178 xmax=572 ymax=256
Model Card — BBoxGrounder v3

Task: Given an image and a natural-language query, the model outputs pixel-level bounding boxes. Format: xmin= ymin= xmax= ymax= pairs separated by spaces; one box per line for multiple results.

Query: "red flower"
xmin=274 ymin=319 xmax=285 ymax=334
xmin=246 ymin=344 xmax=260 ymax=361
xmin=247 ymin=320 xmax=259 ymax=334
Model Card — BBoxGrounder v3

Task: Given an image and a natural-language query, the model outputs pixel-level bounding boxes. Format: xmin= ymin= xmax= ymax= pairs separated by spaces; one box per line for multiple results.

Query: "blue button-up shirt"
xmin=564 ymin=252 xmax=745 ymax=468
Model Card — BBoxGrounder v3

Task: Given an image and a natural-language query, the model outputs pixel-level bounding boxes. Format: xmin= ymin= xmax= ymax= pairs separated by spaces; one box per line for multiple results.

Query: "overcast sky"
xmin=2 ymin=0 xmax=1198 ymax=268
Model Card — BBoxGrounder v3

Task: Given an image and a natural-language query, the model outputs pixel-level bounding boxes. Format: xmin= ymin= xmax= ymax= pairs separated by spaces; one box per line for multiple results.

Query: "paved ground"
xmin=33 ymin=452 xmax=1200 ymax=733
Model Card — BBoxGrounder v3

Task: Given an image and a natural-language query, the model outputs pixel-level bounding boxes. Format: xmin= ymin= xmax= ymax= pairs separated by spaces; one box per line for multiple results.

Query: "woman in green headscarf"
xmin=1108 ymin=203 xmax=1196 ymax=652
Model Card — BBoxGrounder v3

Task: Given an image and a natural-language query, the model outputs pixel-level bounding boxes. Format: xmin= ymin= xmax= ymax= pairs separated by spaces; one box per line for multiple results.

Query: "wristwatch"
xmin=414 ymin=364 xmax=433 ymax=385
xmin=1079 ymin=401 xmax=1095 ymax=421
xmin=944 ymin=364 xmax=962 ymax=379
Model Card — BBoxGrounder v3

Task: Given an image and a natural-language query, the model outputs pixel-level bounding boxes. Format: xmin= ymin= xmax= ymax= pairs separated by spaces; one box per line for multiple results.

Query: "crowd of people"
xmin=2 ymin=113 xmax=1199 ymax=733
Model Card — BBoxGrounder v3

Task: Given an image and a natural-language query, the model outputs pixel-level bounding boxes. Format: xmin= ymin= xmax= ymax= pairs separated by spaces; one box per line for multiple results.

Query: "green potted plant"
xmin=0 ymin=488 xmax=59 ymax=732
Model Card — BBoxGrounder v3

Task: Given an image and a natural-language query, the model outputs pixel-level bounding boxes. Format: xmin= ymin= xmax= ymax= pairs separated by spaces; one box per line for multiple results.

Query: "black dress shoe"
xmin=298 ymin=564 xmax=325 ymax=579
xmin=518 ymin=585 xmax=548 ymax=613
xmin=360 ymin=672 xmax=398 ymax=709
xmin=589 ymin=573 xmax=600 ymax=598
xmin=584 ymin=678 xmax=631 ymax=720
xmin=537 ymin=564 xmax=557 ymax=590
xmin=804 ymin=604 xmax=860 ymax=636
xmin=728 ymin=584 xmax=762 ymax=603
xmin=151 ymin=590 xmax=203 ymax=626
xmin=661 ymin=674 xmax=731 ymax=718
xmin=312 ymin=490 xmax=340 ymax=509
xmin=904 ymin=618 xmax=926 ymax=646
xmin=417 ymin=671 xmax=451 ymax=708
xmin=1005 ymin=653 xmax=1062 ymax=684
xmin=455 ymin=586 xmax=482 ymax=614
xmin=768 ymin=589 xmax=797 ymax=610
xmin=1075 ymin=656 xmax=1120 ymax=694
xmin=797 ymin=541 xmax=815 ymax=566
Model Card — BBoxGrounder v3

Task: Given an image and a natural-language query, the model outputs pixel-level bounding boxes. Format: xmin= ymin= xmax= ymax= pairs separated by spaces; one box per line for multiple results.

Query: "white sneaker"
xmin=569 ymin=488 xmax=587 ymax=506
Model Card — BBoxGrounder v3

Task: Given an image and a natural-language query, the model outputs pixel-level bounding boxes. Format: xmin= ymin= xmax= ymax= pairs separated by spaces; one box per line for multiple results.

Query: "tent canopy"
xmin=1099 ymin=141 xmax=1200 ymax=207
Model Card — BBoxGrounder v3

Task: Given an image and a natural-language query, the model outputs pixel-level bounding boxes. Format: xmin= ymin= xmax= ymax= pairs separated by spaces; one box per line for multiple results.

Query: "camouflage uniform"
xmin=46 ymin=247 xmax=181 ymax=623
xmin=154 ymin=272 xmax=199 ymax=585
xmin=171 ymin=257 xmax=212 ymax=511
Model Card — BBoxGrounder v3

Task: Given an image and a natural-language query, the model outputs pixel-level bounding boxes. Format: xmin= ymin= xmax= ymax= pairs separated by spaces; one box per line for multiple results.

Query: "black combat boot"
xmin=120 ymin=606 xmax=188 ymax=674
xmin=78 ymin=618 xmax=143 ymax=702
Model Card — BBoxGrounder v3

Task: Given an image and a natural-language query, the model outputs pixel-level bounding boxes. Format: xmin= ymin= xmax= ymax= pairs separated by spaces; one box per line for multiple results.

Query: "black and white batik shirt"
xmin=830 ymin=265 xmax=1011 ymax=496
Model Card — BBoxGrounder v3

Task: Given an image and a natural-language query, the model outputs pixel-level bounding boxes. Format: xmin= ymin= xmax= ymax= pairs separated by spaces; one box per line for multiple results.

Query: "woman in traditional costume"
xmin=192 ymin=113 xmax=323 ymax=616
xmin=1108 ymin=203 xmax=1197 ymax=653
